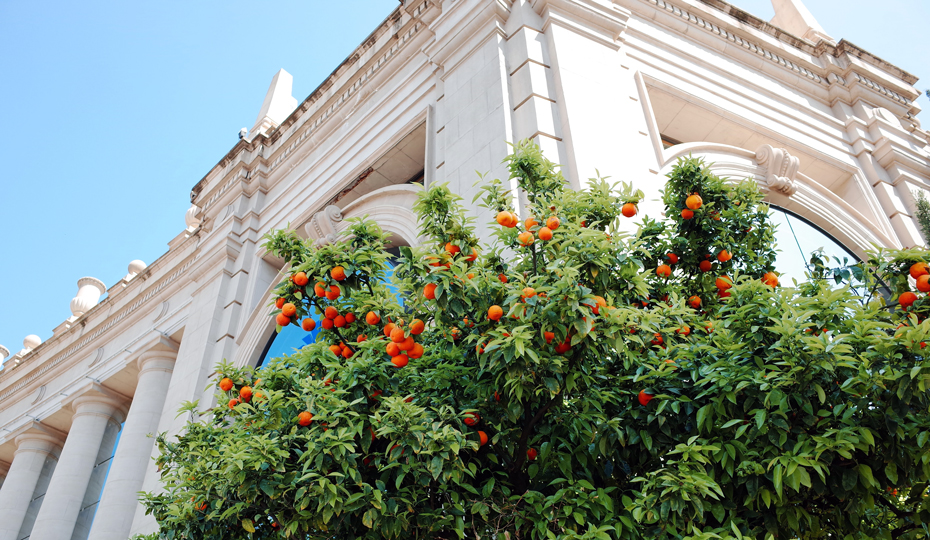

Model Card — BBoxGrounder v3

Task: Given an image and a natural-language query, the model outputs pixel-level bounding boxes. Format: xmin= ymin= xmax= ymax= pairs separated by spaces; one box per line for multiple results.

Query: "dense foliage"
xmin=140 ymin=141 xmax=930 ymax=540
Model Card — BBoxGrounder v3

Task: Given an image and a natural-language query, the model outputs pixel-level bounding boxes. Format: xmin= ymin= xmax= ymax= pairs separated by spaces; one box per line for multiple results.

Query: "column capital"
xmin=65 ymin=382 xmax=130 ymax=425
xmin=127 ymin=334 xmax=179 ymax=376
xmin=8 ymin=420 xmax=66 ymax=459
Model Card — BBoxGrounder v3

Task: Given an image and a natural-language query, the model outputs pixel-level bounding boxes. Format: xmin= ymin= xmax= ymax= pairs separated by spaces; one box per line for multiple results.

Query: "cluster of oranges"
xmin=900 ymin=262 xmax=930 ymax=309
xmin=680 ymin=193 xmax=703 ymax=220
xmin=462 ymin=412 xmax=490 ymax=447
xmin=219 ymin=377 xmax=261 ymax=410
xmin=495 ymin=211 xmax=560 ymax=247
xmin=379 ymin=317 xmax=425 ymax=368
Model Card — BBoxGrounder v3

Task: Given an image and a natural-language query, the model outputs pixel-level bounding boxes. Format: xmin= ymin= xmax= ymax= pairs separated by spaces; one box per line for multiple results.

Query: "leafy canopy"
xmin=141 ymin=140 xmax=930 ymax=540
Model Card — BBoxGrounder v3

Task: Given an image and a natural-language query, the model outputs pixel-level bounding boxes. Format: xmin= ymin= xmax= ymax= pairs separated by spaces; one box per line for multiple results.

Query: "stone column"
xmin=0 ymin=424 xmax=65 ymax=540
xmin=30 ymin=384 xmax=127 ymax=540
xmin=88 ymin=348 xmax=176 ymax=540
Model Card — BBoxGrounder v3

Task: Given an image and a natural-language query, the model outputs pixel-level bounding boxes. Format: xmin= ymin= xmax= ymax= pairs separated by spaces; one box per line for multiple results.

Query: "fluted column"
xmin=0 ymin=424 xmax=65 ymax=540
xmin=30 ymin=384 xmax=127 ymax=540
xmin=88 ymin=350 xmax=176 ymax=540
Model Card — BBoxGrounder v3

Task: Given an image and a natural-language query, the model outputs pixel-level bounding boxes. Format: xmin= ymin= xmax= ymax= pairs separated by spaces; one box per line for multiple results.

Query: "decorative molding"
xmin=153 ymin=301 xmax=170 ymax=322
xmin=88 ymin=347 xmax=105 ymax=367
xmin=755 ymin=144 xmax=800 ymax=196
xmin=31 ymin=385 xmax=45 ymax=405
xmin=305 ymin=205 xmax=345 ymax=247
xmin=850 ymin=72 xmax=910 ymax=106
xmin=640 ymin=0 xmax=825 ymax=85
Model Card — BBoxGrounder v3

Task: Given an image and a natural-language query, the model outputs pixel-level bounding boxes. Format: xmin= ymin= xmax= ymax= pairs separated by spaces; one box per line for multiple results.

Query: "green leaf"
xmin=241 ymin=519 xmax=255 ymax=533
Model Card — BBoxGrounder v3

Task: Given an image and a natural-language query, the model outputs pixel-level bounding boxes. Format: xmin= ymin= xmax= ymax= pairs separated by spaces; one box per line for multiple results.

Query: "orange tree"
xmin=140 ymin=141 xmax=930 ymax=540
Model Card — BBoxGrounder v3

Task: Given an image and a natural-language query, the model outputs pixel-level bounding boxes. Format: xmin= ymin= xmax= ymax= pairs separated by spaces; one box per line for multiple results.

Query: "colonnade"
xmin=0 ymin=343 xmax=177 ymax=540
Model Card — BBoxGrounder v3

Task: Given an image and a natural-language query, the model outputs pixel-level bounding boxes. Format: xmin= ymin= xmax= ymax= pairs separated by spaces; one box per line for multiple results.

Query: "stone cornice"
xmin=0 ymin=253 xmax=198 ymax=403
xmin=633 ymin=0 xmax=920 ymax=113
xmin=190 ymin=1 xmax=436 ymax=213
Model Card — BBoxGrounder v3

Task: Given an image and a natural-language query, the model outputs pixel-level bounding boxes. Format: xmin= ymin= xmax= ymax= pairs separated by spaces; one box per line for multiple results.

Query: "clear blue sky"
xmin=0 ymin=0 xmax=927 ymax=355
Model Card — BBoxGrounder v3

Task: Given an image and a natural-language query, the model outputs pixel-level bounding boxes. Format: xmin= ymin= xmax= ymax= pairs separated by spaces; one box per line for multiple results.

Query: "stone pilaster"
xmin=29 ymin=384 xmax=128 ymax=540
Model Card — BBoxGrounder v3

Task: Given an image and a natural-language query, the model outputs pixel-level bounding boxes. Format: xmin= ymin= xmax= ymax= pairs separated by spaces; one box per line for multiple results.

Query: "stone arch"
xmin=233 ymin=184 xmax=422 ymax=368
xmin=660 ymin=142 xmax=897 ymax=260
xmin=304 ymin=184 xmax=422 ymax=249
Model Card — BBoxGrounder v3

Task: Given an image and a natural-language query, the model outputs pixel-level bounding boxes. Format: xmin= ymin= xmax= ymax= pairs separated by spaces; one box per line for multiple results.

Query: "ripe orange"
xmin=522 ymin=287 xmax=536 ymax=299
xmin=408 ymin=343 xmax=424 ymax=359
xmin=909 ymin=262 xmax=929 ymax=279
xmin=681 ymin=209 xmax=693 ymax=220
xmin=314 ymin=282 xmax=326 ymax=297
xmin=302 ymin=318 xmax=316 ymax=331
xmin=917 ymin=275 xmax=930 ymax=293
xmin=282 ymin=303 xmax=297 ymax=318
xmin=228 ymin=398 xmax=240 ymax=409
xmin=383 ymin=322 xmax=396 ymax=337
xmin=219 ymin=377 xmax=234 ymax=391
xmin=621 ymin=202 xmax=637 ymax=218
xmin=445 ymin=242 xmax=461 ymax=256
xmin=275 ymin=297 xmax=285 ymax=309
xmin=527 ymin=448 xmax=538 ymax=460
xmin=344 ymin=313 xmax=356 ymax=324
xmin=275 ymin=313 xmax=291 ymax=326
xmin=651 ymin=333 xmax=663 ymax=346
xmin=326 ymin=285 xmax=341 ymax=300
xmin=715 ymin=276 xmax=732 ymax=290
xmin=544 ymin=331 xmax=555 ymax=344
xmin=499 ymin=273 xmax=508 ymax=283
xmin=240 ymin=387 xmax=253 ymax=402
xmin=666 ymin=253 xmax=679 ymax=264
xmin=341 ymin=346 xmax=353 ymax=358
xmin=357 ymin=334 xmax=367 ymax=343
xmin=518 ymin=231 xmax=534 ymax=246
xmin=366 ymin=311 xmax=381 ymax=325
xmin=390 ymin=327 xmax=406 ymax=343
xmin=688 ymin=296 xmax=702 ymax=309
xmin=386 ymin=342 xmax=400 ymax=356
xmin=478 ymin=431 xmax=489 ymax=446
xmin=538 ymin=226 xmax=553 ymax=241
xmin=525 ymin=217 xmax=539 ymax=231
xmin=900 ymin=291 xmax=918 ymax=309
xmin=699 ymin=260 xmax=712 ymax=272
xmin=424 ymin=283 xmax=438 ymax=299
xmin=717 ymin=249 xmax=732 ymax=262
xmin=297 ymin=411 xmax=313 ymax=426
xmin=398 ymin=336 xmax=415 ymax=352
xmin=637 ymin=390 xmax=654 ymax=406
xmin=593 ymin=296 xmax=607 ymax=315
xmin=656 ymin=264 xmax=671 ymax=278
xmin=463 ymin=412 xmax=480 ymax=426
xmin=488 ymin=305 xmax=503 ymax=321
xmin=293 ymin=272 xmax=309 ymax=286
xmin=546 ymin=216 xmax=560 ymax=230
xmin=329 ymin=344 xmax=342 ymax=355
xmin=465 ymin=247 xmax=479 ymax=262
xmin=324 ymin=306 xmax=338 ymax=319
xmin=685 ymin=193 xmax=703 ymax=210
xmin=321 ymin=319 xmax=334 ymax=330
xmin=762 ymin=272 xmax=779 ymax=288
xmin=496 ymin=211 xmax=512 ymax=227
xmin=334 ymin=315 xmax=347 ymax=328
xmin=331 ymin=266 xmax=347 ymax=281
xmin=676 ymin=325 xmax=691 ymax=337
xmin=391 ymin=354 xmax=409 ymax=368
xmin=409 ymin=319 xmax=425 ymax=335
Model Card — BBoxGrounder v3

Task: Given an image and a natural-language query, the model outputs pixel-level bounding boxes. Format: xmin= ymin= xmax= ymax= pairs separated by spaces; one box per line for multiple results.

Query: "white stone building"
xmin=0 ymin=0 xmax=927 ymax=539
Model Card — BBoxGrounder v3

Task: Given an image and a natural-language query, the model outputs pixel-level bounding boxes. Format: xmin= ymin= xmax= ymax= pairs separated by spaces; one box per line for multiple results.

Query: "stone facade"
xmin=0 ymin=0 xmax=927 ymax=539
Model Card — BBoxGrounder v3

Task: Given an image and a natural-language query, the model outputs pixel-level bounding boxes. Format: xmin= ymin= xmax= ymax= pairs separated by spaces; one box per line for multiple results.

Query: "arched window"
xmin=254 ymin=248 xmax=404 ymax=368
xmin=769 ymin=205 xmax=859 ymax=286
